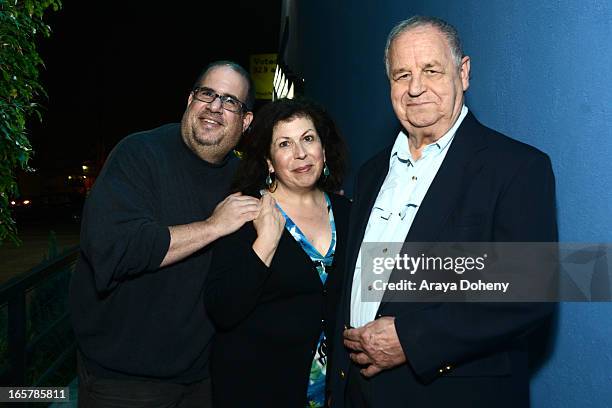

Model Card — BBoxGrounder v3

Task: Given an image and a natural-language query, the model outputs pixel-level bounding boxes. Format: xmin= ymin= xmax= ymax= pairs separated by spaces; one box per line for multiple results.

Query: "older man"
xmin=70 ymin=61 xmax=258 ymax=407
xmin=331 ymin=17 xmax=557 ymax=407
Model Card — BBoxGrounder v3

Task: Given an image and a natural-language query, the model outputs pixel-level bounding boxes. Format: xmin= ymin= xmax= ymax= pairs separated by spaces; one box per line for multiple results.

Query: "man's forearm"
xmin=160 ymin=219 xmax=221 ymax=267
xmin=159 ymin=193 xmax=261 ymax=268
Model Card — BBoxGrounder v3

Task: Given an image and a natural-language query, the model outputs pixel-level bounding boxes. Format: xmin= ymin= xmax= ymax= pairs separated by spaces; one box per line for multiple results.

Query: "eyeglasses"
xmin=192 ymin=87 xmax=248 ymax=113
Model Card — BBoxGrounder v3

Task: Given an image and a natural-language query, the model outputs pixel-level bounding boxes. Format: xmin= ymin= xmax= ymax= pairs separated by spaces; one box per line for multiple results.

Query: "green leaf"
xmin=0 ymin=0 xmax=62 ymax=244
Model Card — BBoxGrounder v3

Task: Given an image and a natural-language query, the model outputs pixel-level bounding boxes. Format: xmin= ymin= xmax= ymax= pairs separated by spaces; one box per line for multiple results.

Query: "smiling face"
xmin=267 ymin=115 xmax=325 ymax=194
xmin=388 ymin=25 xmax=470 ymax=139
xmin=181 ymin=65 xmax=253 ymax=162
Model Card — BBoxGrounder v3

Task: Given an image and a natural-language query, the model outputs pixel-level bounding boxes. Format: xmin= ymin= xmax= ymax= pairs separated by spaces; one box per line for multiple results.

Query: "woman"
xmin=205 ymin=98 xmax=350 ymax=407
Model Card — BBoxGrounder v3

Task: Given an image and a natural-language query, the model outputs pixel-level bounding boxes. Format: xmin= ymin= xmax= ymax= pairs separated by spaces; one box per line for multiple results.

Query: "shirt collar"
xmin=390 ymin=105 xmax=469 ymax=165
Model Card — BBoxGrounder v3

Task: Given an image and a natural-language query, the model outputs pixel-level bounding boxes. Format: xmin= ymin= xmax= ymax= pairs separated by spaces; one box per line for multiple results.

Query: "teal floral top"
xmin=276 ymin=193 xmax=336 ymax=408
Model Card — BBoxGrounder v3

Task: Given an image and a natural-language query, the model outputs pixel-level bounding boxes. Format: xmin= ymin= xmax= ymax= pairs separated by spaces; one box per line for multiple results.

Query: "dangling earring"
xmin=323 ymin=162 xmax=330 ymax=177
xmin=266 ymin=171 xmax=277 ymax=192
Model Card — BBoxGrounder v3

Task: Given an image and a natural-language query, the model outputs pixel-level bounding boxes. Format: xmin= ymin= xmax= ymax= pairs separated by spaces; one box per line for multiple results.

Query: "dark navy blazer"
xmin=330 ymin=112 xmax=557 ymax=408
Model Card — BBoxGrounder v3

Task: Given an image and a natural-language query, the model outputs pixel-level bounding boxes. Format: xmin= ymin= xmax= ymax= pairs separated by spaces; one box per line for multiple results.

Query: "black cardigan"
xmin=205 ymin=193 xmax=350 ymax=407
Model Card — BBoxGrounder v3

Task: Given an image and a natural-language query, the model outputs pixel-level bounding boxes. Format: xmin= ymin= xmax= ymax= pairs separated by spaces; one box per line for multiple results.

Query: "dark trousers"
xmin=345 ymin=363 xmax=373 ymax=408
xmin=77 ymin=354 xmax=212 ymax=408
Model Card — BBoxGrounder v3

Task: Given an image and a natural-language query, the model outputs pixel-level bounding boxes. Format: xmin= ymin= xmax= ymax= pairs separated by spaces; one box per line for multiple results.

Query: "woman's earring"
xmin=266 ymin=171 xmax=277 ymax=192
xmin=323 ymin=162 xmax=330 ymax=177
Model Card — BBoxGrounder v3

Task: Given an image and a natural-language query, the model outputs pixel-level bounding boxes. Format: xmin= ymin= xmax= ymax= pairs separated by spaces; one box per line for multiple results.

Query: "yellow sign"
xmin=250 ymin=54 xmax=277 ymax=100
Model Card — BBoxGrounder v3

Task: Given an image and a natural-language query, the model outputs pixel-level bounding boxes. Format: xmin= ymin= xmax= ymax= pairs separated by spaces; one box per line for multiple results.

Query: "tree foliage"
xmin=0 ymin=0 xmax=61 ymax=244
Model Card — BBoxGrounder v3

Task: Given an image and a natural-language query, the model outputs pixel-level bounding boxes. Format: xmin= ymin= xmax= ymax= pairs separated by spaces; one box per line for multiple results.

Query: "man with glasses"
xmin=70 ymin=61 xmax=257 ymax=407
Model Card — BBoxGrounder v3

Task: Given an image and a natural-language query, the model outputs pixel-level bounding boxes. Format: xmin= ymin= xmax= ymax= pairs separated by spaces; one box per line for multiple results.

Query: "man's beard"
xmin=192 ymin=127 xmax=224 ymax=147
xmin=180 ymin=110 xmax=226 ymax=147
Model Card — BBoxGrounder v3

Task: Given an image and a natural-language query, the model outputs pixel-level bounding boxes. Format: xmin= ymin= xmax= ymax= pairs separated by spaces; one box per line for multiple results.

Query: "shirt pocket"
xmin=371 ymin=205 xmax=393 ymax=221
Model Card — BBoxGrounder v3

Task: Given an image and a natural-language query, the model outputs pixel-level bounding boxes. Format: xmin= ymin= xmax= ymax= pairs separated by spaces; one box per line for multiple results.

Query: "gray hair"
xmin=384 ymin=16 xmax=464 ymax=78
xmin=193 ymin=60 xmax=255 ymax=111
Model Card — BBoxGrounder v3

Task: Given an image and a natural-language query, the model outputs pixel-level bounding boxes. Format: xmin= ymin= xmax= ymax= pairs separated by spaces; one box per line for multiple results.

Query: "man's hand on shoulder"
xmin=343 ymin=316 xmax=406 ymax=378
xmin=206 ymin=192 xmax=261 ymax=240
xmin=160 ymin=193 xmax=260 ymax=268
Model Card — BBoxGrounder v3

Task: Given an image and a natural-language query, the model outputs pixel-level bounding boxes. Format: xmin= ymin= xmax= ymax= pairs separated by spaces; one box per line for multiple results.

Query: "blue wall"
xmin=294 ymin=1 xmax=612 ymax=406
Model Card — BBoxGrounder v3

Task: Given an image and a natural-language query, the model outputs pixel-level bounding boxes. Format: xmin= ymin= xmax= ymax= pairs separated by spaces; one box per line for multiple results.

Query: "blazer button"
xmin=340 ymin=369 xmax=346 ymax=379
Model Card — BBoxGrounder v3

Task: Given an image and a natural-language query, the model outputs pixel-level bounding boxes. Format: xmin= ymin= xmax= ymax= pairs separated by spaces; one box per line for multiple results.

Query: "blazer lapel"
xmin=342 ymin=147 xmax=392 ymax=322
xmin=378 ymin=112 xmax=489 ymax=309
xmin=406 ymin=112 xmax=487 ymax=242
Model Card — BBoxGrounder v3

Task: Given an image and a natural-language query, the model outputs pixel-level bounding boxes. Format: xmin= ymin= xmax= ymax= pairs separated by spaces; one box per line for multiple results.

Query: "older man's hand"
xmin=343 ymin=316 xmax=406 ymax=377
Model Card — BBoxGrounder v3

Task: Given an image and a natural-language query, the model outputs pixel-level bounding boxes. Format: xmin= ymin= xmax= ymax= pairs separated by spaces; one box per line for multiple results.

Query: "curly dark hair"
xmin=232 ymin=98 xmax=348 ymax=194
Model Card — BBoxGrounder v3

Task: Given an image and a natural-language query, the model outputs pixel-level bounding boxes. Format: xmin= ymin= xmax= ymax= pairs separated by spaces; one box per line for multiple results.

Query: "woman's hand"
xmin=252 ymin=193 xmax=286 ymax=266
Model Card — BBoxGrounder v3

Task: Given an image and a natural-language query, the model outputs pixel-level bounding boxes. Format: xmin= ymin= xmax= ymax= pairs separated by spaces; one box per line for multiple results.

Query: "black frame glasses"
xmin=192 ymin=87 xmax=248 ymax=113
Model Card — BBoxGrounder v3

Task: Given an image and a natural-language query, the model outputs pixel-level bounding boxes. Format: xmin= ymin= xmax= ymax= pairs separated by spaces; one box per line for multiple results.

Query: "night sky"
xmin=29 ymin=0 xmax=281 ymax=173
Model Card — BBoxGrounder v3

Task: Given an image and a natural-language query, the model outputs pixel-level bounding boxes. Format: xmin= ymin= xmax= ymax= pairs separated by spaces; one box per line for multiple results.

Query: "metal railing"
xmin=0 ymin=246 xmax=79 ymax=385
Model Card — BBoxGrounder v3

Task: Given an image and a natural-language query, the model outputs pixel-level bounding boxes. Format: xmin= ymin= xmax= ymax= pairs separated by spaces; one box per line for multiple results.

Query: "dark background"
xmin=1 ymin=1 xmax=281 ymax=282
xmin=30 ymin=0 xmax=282 ymax=174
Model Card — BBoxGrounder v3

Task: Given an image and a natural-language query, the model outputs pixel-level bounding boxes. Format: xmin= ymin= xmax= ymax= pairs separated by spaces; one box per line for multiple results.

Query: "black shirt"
xmin=70 ymin=123 xmax=238 ymax=383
